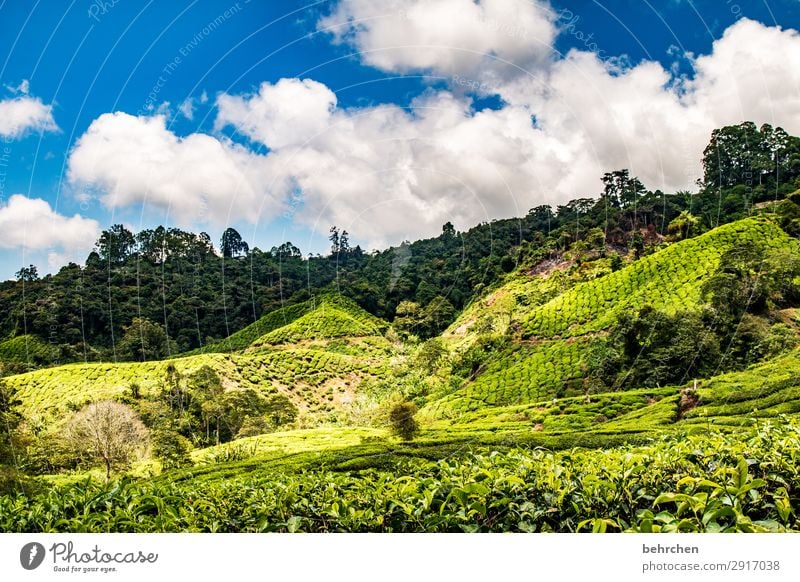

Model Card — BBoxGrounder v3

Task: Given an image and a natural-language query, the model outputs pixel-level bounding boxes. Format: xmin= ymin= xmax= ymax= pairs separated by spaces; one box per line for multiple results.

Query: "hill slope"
xmin=426 ymin=218 xmax=800 ymax=416
xmin=6 ymin=295 xmax=393 ymax=424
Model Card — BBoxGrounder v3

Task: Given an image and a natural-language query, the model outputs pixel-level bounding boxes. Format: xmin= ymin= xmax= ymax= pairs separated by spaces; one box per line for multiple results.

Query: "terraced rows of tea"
xmin=252 ymin=304 xmax=386 ymax=346
xmin=0 ymin=335 xmax=57 ymax=366
xmin=191 ymin=294 xmax=386 ymax=354
xmin=189 ymin=300 xmax=314 ymax=354
xmin=425 ymin=338 xmax=594 ymax=416
xmin=522 ymin=218 xmax=797 ymax=338
xmin=681 ymin=350 xmax=800 ymax=425
xmin=425 ymin=218 xmax=800 ymax=418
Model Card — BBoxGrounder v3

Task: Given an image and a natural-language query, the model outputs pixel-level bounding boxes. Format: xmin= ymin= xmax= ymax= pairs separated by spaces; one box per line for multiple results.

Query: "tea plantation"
xmin=2 ymin=217 xmax=800 ymax=532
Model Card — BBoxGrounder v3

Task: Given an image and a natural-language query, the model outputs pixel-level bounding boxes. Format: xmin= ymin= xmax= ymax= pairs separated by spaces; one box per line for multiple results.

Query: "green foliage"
xmin=702 ymin=241 xmax=800 ymax=321
xmin=190 ymin=300 xmax=313 ymax=354
xmin=260 ymin=394 xmax=298 ymax=431
xmin=0 ymin=379 xmax=23 ymax=483
xmin=389 ymin=402 xmax=419 ymax=441
xmin=151 ymin=430 xmax=192 ymax=470
xmin=415 ymin=338 xmax=449 ymax=374
xmin=666 ymin=211 xmax=700 ymax=242
xmin=252 ymin=296 xmax=388 ymax=346
xmin=117 ymin=318 xmax=177 ymax=362
xmin=2 ymin=421 xmax=800 ymax=532
xmin=0 ymin=335 xmax=58 ymax=372
xmin=524 ymin=218 xmax=798 ymax=339
xmin=594 ymin=306 xmax=721 ymax=389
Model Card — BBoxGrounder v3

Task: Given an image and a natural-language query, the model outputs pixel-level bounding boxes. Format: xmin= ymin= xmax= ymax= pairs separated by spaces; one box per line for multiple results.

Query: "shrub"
xmin=389 ymin=402 xmax=419 ymax=441
xmin=151 ymin=429 xmax=192 ymax=470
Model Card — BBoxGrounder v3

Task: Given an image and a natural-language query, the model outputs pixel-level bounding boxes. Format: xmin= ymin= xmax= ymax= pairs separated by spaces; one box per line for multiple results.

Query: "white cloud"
xmin=0 ymin=96 xmax=58 ymax=138
xmin=178 ymin=98 xmax=195 ymax=120
xmin=495 ymin=18 xmax=800 ymax=194
xmin=67 ymin=17 xmax=800 ymax=251
xmin=215 ymin=78 xmax=337 ymax=149
xmin=686 ymin=19 xmax=800 ymax=132
xmin=0 ymin=195 xmax=99 ymax=251
xmin=4 ymin=79 xmax=30 ymax=95
xmin=318 ymin=0 xmax=557 ymax=82
xmin=67 ymin=112 xmax=280 ymax=226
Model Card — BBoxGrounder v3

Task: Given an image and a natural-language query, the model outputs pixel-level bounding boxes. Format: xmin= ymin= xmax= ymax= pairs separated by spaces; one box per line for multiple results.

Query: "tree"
xmin=393 ymin=301 xmax=422 ymax=335
xmin=415 ymin=338 xmax=449 ymax=374
xmin=602 ymin=170 xmax=644 ymax=209
xmin=14 ymin=265 xmax=38 ymax=282
xmin=220 ymin=227 xmax=249 ymax=258
xmin=704 ymin=243 xmax=800 ymax=323
xmin=162 ymin=363 xmax=190 ymax=419
xmin=151 ymin=429 xmax=192 ymax=469
xmin=420 ymin=296 xmax=456 ymax=337
xmin=262 ymin=393 xmax=298 ymax=429
xmin=329 ymin=226 xmax=340 ymax=256
xmin=96 ymin=224 xmax=136 ymax=265
xmin=595 ymin=306 xmax=721 ymax=389
xmin=220 ymin=389 xmax=270 ymax=441
xmin=188 ymin=365 xmax=225 ymax=445
xmin=389 ymin=401 xmax=419 ymax=441
xmin=117 ymin=317 xmax=177 ymax=362
xmin=64 ymin=401 xmax=149 ymax=481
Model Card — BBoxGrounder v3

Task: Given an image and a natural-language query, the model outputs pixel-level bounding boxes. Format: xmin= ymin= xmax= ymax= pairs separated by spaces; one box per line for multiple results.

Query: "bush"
xmin=389 ymin=402 xmax=419 ymax=441
xmin=151 ymin=430 xmax=192 ymax=470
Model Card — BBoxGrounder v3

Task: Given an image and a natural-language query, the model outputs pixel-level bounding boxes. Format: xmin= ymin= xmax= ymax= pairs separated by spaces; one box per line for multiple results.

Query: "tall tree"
xmin=96 ymin=224 xmax=136 ymax=265
xmin=220 ymin=228 xmax=249 ymax=258
xmin=329 ymin=226 xmax=340 ymax=256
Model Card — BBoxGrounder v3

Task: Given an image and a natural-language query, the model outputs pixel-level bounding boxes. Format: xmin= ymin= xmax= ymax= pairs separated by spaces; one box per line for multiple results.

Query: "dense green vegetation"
xmin=2 ymin=421 xmax=798 ymax=532
xmin=1 ymin=122 xmax=800 ymax=532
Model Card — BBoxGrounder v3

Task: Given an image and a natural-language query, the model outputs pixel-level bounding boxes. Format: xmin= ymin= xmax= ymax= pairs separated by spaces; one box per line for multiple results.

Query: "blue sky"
xmin=0 ymin=0 xmax=799 ymax=280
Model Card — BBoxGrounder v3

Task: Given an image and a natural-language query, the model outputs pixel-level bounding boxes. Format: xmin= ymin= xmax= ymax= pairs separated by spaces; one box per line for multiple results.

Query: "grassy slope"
xmin=250 ymin=296 xmax=388 ymax=347
xmin=5 ymin=217 xmax=800 ymax=497
xmin=189 ymin=294 xmax=388 ymax=354
xmin=426 ymin=218 xmax=800 ymax=416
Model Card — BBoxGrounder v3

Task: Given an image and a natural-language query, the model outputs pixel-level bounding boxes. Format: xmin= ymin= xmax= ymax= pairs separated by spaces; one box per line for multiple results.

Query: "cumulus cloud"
xmin=215 ymin=78 xmax=338 ymax=149
xmin=67 ymin=17 xmax=800 ymax=250
xmin=686 ymin=19 xmax=800 ymax=132
xmin=67 ymin=112 xmax=280 ymax=226
xmin=0 ymin=195 xmax=99 ymax=251
xmin=0 ymin=95 xmax=58 ymax=138
xmin=318 ymin=0 xmax=557 ymax=82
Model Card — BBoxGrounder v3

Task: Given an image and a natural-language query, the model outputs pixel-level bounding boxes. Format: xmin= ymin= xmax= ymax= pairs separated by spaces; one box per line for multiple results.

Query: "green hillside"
xmin=189 ymin=294 xmax=388 ymax=354
xmin=426 ymin=218 xmax=800 ymax=416
xmin=0 ymin=335 xmax=58 ymax=367
xmin=189 ymin=300 xmax=314 ymax=354
xmin=6 ymin=344 xmax=391 ymax=424
xmin=250 ymin=295 xmax=388 ymax=346
xmin=522 ymin=218 xmax=795 ymax=339
xmin=3 ymin=216 xmax=800 ymax=533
